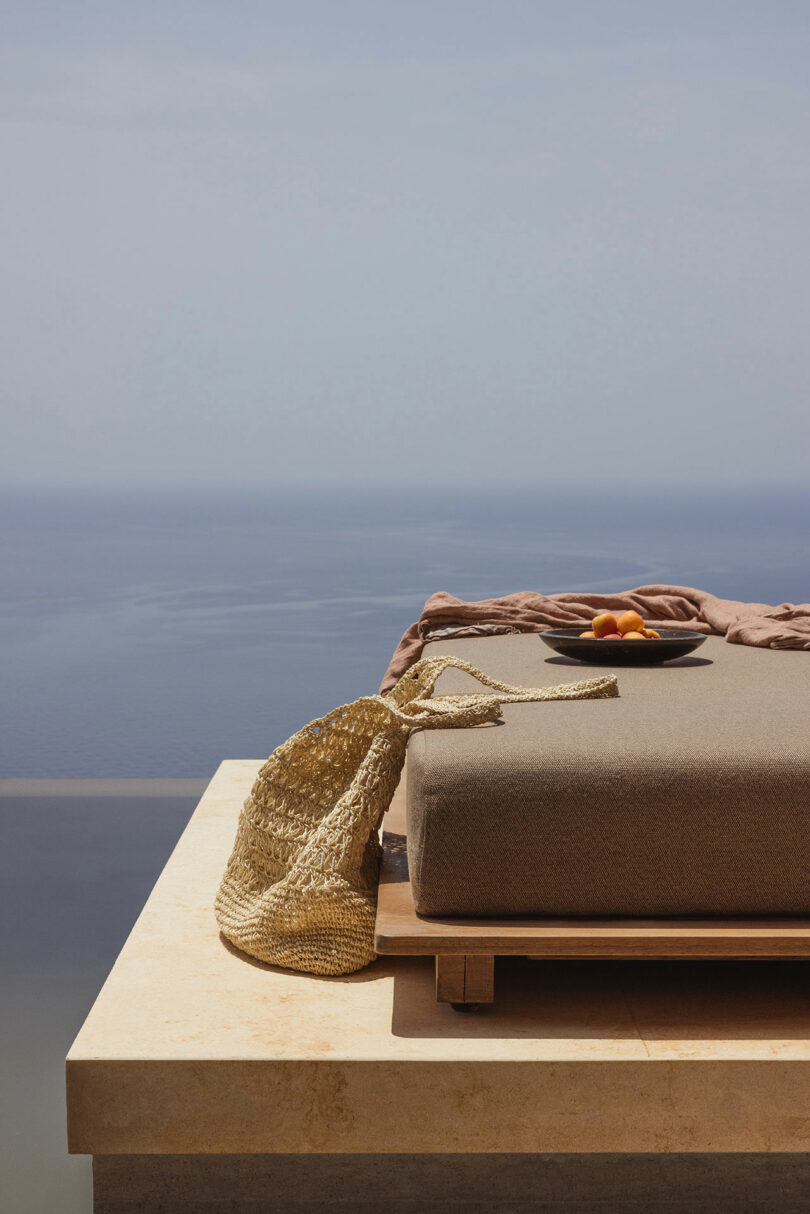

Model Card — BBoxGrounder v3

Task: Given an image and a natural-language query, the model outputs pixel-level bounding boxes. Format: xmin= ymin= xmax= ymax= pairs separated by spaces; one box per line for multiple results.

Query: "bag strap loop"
xmin=386 ymin=653 xmax=618 ymax=724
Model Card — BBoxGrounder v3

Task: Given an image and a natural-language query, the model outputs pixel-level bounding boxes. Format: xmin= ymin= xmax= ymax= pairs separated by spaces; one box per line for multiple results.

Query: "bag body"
xmin=215 ymin=656 xmax=617 ymax=975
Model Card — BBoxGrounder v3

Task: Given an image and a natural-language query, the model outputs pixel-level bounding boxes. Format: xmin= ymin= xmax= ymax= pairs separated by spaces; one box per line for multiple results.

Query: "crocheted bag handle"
xmin=387 ymin=653 xmax=618 ymax=724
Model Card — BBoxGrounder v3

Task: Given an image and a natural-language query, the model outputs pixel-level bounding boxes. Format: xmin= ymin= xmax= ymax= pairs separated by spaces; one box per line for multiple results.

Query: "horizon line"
xmin=1 ymin=478 xmax=809 ymax=495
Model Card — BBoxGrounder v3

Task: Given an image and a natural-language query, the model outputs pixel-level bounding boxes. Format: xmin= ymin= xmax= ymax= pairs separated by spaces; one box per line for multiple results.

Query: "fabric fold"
xmin=381 ymin=585 xmax=810 ymax=691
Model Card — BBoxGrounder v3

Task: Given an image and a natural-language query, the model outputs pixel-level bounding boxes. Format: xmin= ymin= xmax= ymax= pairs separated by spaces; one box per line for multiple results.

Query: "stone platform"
xmin=67 ymin=761 xmax=810 ymax=1211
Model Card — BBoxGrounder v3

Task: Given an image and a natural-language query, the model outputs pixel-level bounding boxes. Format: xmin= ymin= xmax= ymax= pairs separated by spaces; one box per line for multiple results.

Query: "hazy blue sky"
xmin=3 ymin=2 xmax=809 ymax=488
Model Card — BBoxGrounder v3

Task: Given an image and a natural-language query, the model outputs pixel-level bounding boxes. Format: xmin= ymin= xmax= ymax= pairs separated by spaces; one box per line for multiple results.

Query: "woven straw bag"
xmin=215 ymin=655 xmax=618 ymax=976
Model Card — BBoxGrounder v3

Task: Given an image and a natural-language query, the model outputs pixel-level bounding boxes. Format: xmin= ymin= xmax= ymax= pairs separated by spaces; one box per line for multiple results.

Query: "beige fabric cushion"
xmin=406 ymin=635 xmax=810 ymax=916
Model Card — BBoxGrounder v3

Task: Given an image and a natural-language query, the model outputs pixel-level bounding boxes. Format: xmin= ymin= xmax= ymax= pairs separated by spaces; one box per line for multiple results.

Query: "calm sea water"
xmin=1 ymin=484 xmax=809 ymax=1212
xmin=2 ymin=485 xmax=809 ymax=777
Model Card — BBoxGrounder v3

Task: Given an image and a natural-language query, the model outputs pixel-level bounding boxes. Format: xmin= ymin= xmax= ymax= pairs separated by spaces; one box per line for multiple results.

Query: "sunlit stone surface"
xmin=68 ymin=759 xmax=810 ymax=1165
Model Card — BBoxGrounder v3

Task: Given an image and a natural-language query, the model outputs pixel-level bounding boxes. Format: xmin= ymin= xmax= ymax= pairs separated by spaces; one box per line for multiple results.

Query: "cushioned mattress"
xmin=406 ymin=634 xmax=810 ymax=916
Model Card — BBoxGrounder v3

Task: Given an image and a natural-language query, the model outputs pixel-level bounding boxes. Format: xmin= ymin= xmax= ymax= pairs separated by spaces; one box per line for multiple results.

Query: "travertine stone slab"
xmin=67 ymin=760 xmax=810 ymax=1156
xmin=93 ymin=1153 xmax=810 ymax=1213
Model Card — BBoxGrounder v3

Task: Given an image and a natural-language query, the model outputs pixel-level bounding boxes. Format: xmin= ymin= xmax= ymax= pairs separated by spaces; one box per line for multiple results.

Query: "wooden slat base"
xmin=375 ymin=782 xmax=810 ymax=1009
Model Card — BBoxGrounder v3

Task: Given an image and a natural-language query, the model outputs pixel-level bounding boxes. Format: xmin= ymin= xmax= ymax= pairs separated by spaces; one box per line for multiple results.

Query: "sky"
xmin=2 ymin=1 xmax=809 ymax=489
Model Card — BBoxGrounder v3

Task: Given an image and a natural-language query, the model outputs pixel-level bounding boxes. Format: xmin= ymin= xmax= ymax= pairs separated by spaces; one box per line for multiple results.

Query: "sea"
xmin=1 ymin=484 xmax=809 ymax=1212
xmin=3 ymin=484 xmax=809 ymax=777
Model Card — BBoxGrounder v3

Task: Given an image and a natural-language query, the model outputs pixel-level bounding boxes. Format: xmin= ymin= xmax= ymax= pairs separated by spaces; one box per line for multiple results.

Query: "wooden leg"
xmin=435 ymin=955 xmax=466 ymax=1003
xmin=464 ymin=955 xmax=495 ymax=1004
xmin=435 ymin=955 xmax=495 ymax=1007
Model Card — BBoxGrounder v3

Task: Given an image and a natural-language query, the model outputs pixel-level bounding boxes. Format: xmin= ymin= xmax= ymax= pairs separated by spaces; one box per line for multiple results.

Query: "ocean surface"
xmin=3 ymin=485 xmax=809 ymax=777
xmin=2 ymin=484 xmax=809 ymax=1212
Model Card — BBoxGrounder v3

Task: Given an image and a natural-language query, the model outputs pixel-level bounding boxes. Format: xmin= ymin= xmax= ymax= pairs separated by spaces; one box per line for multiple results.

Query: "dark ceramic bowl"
xmin=539 ymin=627 xmax=707 ymax=665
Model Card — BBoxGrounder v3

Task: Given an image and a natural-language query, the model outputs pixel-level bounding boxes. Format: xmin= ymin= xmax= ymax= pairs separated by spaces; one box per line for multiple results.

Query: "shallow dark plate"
xmin=539 ymin=627 xmax=707 ymax=665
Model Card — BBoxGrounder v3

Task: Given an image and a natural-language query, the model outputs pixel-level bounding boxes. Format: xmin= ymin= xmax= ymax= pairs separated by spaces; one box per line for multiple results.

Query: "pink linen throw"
xmin=381 ymin=586 xmax=810 ymax=692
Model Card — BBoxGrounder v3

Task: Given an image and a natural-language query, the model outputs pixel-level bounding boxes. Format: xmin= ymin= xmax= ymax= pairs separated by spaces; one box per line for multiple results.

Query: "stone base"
xmin=67 ymin=763 xmax=810 ymax=1159
xmin=69 ymin=761 xmax=810 ymax=1214
xmin=94 ymin=1154 xmax=810 ymax=1213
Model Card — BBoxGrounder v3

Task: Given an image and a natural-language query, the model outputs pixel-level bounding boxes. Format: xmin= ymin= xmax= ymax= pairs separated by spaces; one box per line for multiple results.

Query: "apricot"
xmin=602 ymin=632 xmax=623 ymax=639
xmin=642 ymin=628 xmax=661 ymax=639
xmin=592 ymin=612 xmax=618 ymax=637
xmin=622 ymin=630 xmax=645 ymax=639
xmin=579 ymin=630 xmax=597 ymax=638
xmin=617 ymin=610 xmax=645 ymax=635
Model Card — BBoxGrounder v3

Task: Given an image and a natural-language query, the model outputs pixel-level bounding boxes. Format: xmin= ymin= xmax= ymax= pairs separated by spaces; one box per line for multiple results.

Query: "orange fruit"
xmin=592 ymin=612 xmax=619 ymax=637
xmin=617 ymin=610 xmax=645 ymax=635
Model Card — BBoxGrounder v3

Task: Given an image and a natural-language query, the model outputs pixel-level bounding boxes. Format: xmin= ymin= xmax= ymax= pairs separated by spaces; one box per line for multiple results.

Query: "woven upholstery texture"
xmin=407 ymin=634 xmax=810 ymax=916
xmin=215 ymin=655 xmax=618 ymax=975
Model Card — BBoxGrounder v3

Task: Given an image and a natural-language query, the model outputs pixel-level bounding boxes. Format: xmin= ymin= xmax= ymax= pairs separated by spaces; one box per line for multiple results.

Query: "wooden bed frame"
xmin=374 ymin=783 xmax=810 ymax=1009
